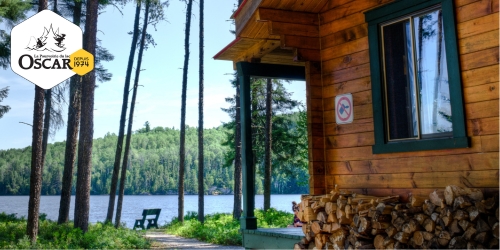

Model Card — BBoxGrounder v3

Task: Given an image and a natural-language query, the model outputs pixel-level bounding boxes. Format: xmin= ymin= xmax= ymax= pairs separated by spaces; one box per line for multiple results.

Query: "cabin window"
xmin=365 ymin=0 xmax=469 ymax=153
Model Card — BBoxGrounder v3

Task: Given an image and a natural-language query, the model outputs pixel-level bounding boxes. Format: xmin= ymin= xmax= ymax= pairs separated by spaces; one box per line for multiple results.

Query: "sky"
xmin=0 ymin=0 xmax=306 ymax=150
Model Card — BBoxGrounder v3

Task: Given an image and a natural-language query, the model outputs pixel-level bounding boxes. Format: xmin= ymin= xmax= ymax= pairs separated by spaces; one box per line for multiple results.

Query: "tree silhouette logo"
xmin=25 ymin=24 xmax=67 ymax=52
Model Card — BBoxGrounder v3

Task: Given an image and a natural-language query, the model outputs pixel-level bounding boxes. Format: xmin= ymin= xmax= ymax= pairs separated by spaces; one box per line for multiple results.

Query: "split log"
xmin=385 ymin=226 xmax=398 ymax=237
xmin=373 ymin=234 xmax=385 ymax=250
xmin=463 ymin=226 xmax=477 ymax=241
xmin=393 ymin=217 xmax=406 ymax=231
xmin=438 ymin=230 xmax=451 ymax=246
xmin=410 ymin=196 xmax=425 ymax=207
xmin=441 ymin=216 xmax=452 ymax=227
xmin=414 ymin=214 xmax=429 ymax=225
xmin=453 ymin=196 xmax=472 ymax=210
xmin=449 ymin=219 xmax=463 ymax=236
xmin=483 ymin=197 xmax=496 ymax=210
xmin=402 ymin=219 xmax=420 ymax=235
xmin=474 ymin=231 xmax=490 ymax=244
xmin=429 ymin=190 xmax=445 ymax=207
xmin=448 ymin=236 xmax=467 ymax=249
xmin=327 ymin=212 xmax=338 ymax=223
xmin=317 ymin=211 xmax=327 ymax=223
xmin=311 ymin=221 xmax=322 ymax=235
xmin=304 ymin=207 xmax=318 ymax=222
xmin=493 ymin=222 xmax=498 ymax=239
xmin=325 ymin=202 xmax=337 ymax=215
xmin=453 ymin=209 xmax=468 ymax=221
xmin=371 ymin=221 xmax=390 ymax=229
xmin=466 ymin=205 xmax=480 ymax=221
xmin=476 ymin=218 xmax=491 ymax=233
xmin=383 ymin=237 xmax=395 ymax=249
xmin=488 ymin=238 xmax=499 ymax=249
xmin=423 ymin=218 xmax=435 ymax=232
xmin=458 ymin=219 xmax=474 ymax=231
xmin=357 ymin=217 xmax=371 ymax=234
xmin=423 ymin=200 xmax=436 ymax=215
xmin=314 ymin=233 xmax=327 ymax=249
xmin=487 ymin=215 xmax=497 ymax=228
xmin=394 ymin=232 xmax=410 ymax=243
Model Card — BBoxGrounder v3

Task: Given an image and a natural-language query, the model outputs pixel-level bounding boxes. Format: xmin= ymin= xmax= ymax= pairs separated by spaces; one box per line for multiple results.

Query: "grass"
xmin=0 ymin=212 xmax=150 ymax=249
xmin=164 ymin=208 xmax=293 ymax=246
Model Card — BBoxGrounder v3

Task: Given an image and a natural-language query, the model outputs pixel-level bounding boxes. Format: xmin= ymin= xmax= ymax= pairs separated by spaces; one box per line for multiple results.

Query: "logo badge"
xmin=10 ymin=10 xmax=93 ymax=89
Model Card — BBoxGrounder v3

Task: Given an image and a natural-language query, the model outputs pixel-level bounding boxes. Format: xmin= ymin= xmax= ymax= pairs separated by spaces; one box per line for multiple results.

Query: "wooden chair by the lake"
xmin=133 ymin=208 xmax=161 ymax=230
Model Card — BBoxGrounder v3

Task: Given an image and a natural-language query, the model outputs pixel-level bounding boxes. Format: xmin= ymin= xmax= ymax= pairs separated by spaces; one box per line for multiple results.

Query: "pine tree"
xmin=197 ymin=0 xmax=205 ymax=223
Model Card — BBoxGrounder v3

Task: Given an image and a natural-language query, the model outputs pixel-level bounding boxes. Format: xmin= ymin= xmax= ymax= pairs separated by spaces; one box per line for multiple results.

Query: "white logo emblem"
xmin=11 ymin=10 xmax=83 ymax=89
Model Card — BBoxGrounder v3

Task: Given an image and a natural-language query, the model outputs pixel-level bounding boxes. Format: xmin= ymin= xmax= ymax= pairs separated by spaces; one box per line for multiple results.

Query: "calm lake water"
xmin=0 ymin=195 xmax=301 ymax=228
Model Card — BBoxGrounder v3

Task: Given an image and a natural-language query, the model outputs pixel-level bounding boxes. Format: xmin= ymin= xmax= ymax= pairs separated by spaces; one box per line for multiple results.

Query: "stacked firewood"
xmin=294 ymin=185 xmax=499 ymax=249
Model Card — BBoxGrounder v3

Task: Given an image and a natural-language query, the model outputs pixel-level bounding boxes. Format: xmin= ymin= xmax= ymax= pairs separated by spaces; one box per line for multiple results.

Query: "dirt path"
xmin=145 ymin=231 xmax=244 ymax=249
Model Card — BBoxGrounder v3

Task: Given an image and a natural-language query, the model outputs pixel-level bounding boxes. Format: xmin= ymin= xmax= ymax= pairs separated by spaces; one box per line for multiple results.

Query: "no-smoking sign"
xmin=335 ymin=93 xmax=353 ymax=124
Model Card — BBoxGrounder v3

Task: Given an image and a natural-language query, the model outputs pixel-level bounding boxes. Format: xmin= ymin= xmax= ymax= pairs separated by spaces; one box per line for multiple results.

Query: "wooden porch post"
xmin=237 ymin=62 xmax=257 ymax=230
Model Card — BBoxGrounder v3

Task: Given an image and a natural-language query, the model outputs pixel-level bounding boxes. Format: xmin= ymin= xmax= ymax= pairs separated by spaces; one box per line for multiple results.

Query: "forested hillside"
xmin=0 ymin=124 xmax=308 ymax=195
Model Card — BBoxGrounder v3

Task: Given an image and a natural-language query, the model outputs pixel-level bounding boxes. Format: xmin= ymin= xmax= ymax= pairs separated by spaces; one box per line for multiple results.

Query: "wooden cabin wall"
xmin=313 ymin=0 xmax=499 ymax=200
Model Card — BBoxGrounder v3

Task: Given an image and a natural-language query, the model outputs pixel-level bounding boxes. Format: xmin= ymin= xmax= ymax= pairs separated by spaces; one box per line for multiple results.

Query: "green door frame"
xmin=236 ymin=62 xmax=306 ymax=230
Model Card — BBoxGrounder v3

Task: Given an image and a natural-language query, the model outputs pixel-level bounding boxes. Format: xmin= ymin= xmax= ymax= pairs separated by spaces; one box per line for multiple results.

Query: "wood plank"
xmin=323 ymin=188 xmax=499 ymax=202
xmin=456 ymin=0 xmax=482 ymax=7
xmin=326 ymin=136 xmax=483 ymax=161
xmin=306 ymin=61 xmax=322 ymax=75
xmin=324 ymin=103 xmax=373 ymax=124
xmin=322 ymin=49 xmax=370 ymax=73
xmin=320 ymin=0 xmax=392 ymax=24
xmin=465 ymin=99 xmax=499 ymax=119
xmin=307 ymin=84 xmax=322 ymax=99
xmin=463 ymin=82 xmax=499 ymax=103
xmin=456 ymin=13 xmax=498 ymax=38
xmin=236 ymin=39 xmax=281 ymax=62
xmin=309 ymin=161 xmax=326 ymax=175
xmin=320 ymin=12 xmax=365 ymax=37
xmin=324 ymin=118 xmax=374 ymax=136
xmin=460 ymin=47 xmax=499 ymax=71
xmin=319 ymin=0 xmax=355 ymax=13
xmin=323 ymin=76 xmax=371 ymax=98
xmin=312 ymin=148 xmax=325 ymax=162
xmin=310 ymin=123 xmax=324 ymax=137
xmin=307 ymin=73 xmax=322 ymax=87
xmin=459 ymin=29 xmax=499 ymax=55
xmin=332 ymin=170 xmax=499 ymax=189
xmin=281 ymin=35 xmax=320 ymax=50
xmin=462 ymin=64 xmax=499 ymax=88
xmin=295 ymin=48 xmax=321 ymax=61
xmin=269 ymin=22 xmax=319 ymax=37
xmin=327 ymin=152 xmax=499 ymax=175
xmin=322 ymin=37 xmax=369 ymax=62
xmin=312 ymin=136 xmax=325 ymax=149
xmin=467 ymin=117 xmax=499 ymax=136
xmin=323 ymin=90 xmax=371 ymax=110
xmin=455 ymin=0 xmax=498 ymax=23
xmin=326 ymin=132 xmax=375 ymax=149
xmin=330 ymin=63 xmax=371 ymax=83
xmin=309 ymin=98 xmax=323 ymax=111
xmin=257 ymin=8 xmax=319 ymax=25
xmin=481 ymin=134 xmax=499 ymax=152
xmin=321 ymin=24 xmax=368 ymax=49
xmin=235 ymin=0 xmax=263 ymax=36
xmin=309 ymin=110 xmax=324 ymax=123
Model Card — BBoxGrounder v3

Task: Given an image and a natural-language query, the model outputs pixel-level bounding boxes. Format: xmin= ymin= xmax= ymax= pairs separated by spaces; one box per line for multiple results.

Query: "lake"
xmin=0 ymin=195 xmax=302 ymax=228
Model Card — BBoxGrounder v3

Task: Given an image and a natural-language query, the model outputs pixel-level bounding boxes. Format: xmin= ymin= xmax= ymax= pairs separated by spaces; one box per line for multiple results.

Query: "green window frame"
xmin=365 ymin=0 xmax=469 ymax=154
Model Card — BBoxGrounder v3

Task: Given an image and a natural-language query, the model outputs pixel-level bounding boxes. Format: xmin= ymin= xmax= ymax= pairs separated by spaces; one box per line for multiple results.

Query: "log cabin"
xmin=214 ymin=0 xmax=499 ymax=248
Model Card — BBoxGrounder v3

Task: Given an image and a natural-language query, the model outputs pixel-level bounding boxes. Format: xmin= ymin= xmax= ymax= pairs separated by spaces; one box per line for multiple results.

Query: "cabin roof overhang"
xmin=214 ymin=0 xmax=328 ymax=67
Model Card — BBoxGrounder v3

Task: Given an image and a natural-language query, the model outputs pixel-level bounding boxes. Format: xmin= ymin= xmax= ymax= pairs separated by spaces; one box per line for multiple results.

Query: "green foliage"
xmin=0 ymin=212 xmax=150 ymax=249
xmin=222 ymin=77 xmax=309 ymax=194
xmin=164 ymin=209 xmax=292 ymax=246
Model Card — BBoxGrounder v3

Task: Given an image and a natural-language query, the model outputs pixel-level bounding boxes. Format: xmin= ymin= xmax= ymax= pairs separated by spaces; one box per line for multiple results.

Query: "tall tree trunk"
xmin=41 ymin=89 xmax=51 ymax=164
xmin=74 ymin=0 xmax=98 ymax=233
xmin=26 ymin=0 xmax=47 ymax=242
xmin=233 ymin=79 xmax=242 ymax=219
xmin=58 ymin=0 xmax=82 ymax=224
xmin=106 ymin=0 xmax=141 ymax=224
xmin=178 ymin=0 xmax=193 ymax=223
xmin=197 ymin=0 xmax=205 ymax=224
xmin=115 ymin=0 xmax=150 ymax=228
xmin=264 ymin=78 xmax=272 ymax=211
xmin=433 ymin=10 xmax=443 ymax=127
